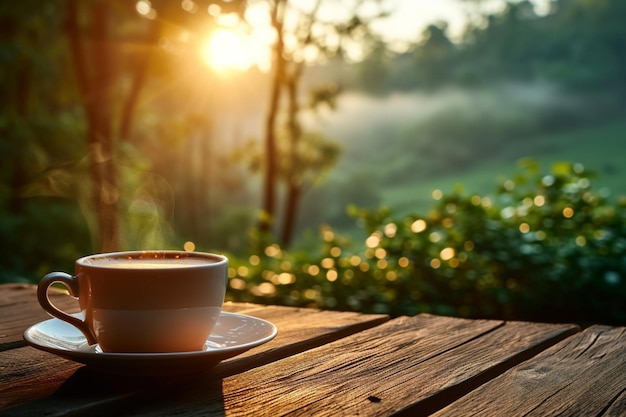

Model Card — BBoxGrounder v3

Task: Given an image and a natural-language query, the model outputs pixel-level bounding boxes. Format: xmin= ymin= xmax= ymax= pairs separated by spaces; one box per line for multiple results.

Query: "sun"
xmin=202 ymin=29 xmax=251 ymax=72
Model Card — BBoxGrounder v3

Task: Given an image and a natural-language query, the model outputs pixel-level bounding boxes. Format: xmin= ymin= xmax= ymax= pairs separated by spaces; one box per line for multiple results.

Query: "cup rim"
xmin=76 ymin=250 xmax=228 ymax=269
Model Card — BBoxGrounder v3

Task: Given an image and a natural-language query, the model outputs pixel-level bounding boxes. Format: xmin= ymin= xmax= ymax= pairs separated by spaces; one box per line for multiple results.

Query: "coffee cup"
xmin=37 ymin=250 xmax=228 ymax=353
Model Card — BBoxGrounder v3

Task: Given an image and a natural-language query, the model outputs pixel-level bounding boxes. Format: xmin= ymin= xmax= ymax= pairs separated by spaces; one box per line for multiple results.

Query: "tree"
xmin=65 ymin=0 xmax=122 ymax=252
xmin=0 ymin=1 xmax=92 ymax=282
xmin=412 ymin=22 xmax=456 ymax=89
xmin=454 ymin=0 xmax=626 ymax=93
xmin=357 ymin=39 xmax=391 ymax=95
xmin=259 ymin=0 xmax=287 ymax=235
xmin=64 ymin=0 xmax=248 ymax=251
xmin=257 ymin=0 xmax=389 ymax=244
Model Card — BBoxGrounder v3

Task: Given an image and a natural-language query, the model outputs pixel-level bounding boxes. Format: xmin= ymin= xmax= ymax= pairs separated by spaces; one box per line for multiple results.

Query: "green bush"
xmin=226 ymin=160 xmax=626 ymax=326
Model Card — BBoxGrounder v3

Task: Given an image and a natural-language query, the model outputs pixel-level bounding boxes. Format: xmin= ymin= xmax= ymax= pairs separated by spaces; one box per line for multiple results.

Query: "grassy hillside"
xmin=298 ymin=88 xmax=626 ymax=239
xmin=380 ymin=119 xmax=626 ymax=216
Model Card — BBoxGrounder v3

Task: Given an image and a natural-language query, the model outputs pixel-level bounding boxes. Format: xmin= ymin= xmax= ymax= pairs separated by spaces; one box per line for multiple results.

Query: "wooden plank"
xmin=0 ymin=284 xmax=80 ymax=350
xmin=0 ymin=348 xmax=84 ymax=411
xmin=0 ymin=300 xmax=388 ymax=413
xmin=432 ymin=324 xmax=626 ymax=417
xmin=217 ymin=303 xmax=391 ymax=374
xmin=95 ymin=314 xmax=579 ymax=417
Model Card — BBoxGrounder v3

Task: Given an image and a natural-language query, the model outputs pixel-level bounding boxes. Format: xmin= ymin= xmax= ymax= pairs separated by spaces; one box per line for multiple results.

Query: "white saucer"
xmin=24 ymin=312 xmax=277 ymax=376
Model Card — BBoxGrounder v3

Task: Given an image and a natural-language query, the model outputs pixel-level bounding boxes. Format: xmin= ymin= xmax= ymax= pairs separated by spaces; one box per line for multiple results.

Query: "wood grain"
xmin=0 ymin=285 xmax=388 ymax=413
xmin=118 ymin=314 xmax=578 ymax=417
xmin=0 ymin=284 xmax=80 ymax=350
xmin=432 ymin=324 xmax=626 ymax=416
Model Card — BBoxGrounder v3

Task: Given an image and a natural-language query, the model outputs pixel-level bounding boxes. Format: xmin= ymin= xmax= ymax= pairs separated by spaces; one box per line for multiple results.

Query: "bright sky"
xmin=372 ymin=0 xmax=551 ymax=46
xmin=196 ymin=0 xmax=550 ymax=72
xmin=370 ymin=0 xmax=470 ymax=46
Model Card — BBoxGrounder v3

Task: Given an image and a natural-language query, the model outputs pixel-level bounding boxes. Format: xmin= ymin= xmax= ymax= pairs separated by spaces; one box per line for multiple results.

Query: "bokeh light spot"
xmin=440 ymin=247 xmax=455 ymax=261
xmin=322 ymin=228 xmax=335 ymax=242
xmin=265 ymin=244 xmax=281 ymax=257
xmin=429 ymin=232 xmax=441 ymax=243
xmin=534 ymin=195 xmax=545 ymax=206
xmin=384 ymin=222 xmax=397 ymax=238
xmin=321 ymin=257 xmax=335 ymax=269
xmin=411 ymin=219 xmax=427 ymax=233
xmin=181 ymin=0 xmax=198 ymax=13
xmin=136 ymin=0 xmax=152 ymax=16
xmin=386 ymin=271 xmax=397 ymax=281
xmin=208 ymin=3 xmax=221 ymax=16
xmin=229 ymin=278 xmax=246 ymax=290
xmin=307 ymin=265 xmax=320 ymax=276
xmin=326 ymin=270 xmax=338 ymax=282
xmin=366 ymin=234 xmax=381 ymax=248
xmin=277 ymin=273 xmax=296 ymax=285
xmin=563 ymin=207 xmax=574 ymax=218
xmin=256 ymin=282 xmax=276 ymax=296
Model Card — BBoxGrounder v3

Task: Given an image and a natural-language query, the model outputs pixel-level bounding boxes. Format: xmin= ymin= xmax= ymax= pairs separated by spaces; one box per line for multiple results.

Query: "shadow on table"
xmin=3 ymin=367 xmax=227 ymax=417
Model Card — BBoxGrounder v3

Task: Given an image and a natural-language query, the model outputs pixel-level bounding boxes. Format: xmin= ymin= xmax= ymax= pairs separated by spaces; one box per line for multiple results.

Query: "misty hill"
xmin=296 ymin=87 xmax=626 ymax=234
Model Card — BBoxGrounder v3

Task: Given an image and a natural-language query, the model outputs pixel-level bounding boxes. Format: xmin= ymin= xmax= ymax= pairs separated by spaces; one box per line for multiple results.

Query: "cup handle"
xmin=37 ymin=272 xmax=98 ymax=345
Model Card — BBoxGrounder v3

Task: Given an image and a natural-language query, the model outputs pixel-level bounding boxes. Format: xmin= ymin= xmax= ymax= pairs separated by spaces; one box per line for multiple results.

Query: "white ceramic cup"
xmin=37 ymin=250 xmax=228 ymax=353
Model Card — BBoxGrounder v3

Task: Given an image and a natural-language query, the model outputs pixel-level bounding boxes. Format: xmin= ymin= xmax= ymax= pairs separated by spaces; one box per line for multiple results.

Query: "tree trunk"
xmin=281 ymin=179 xmax=301 ymax=246
xmin=280 ymin=63 xmax=304 ymax=247
xmin=259 ymin=0 xmax=287 ymax=235
xmin=8 ymin=61 xmax=30 ymax=214
xmin=66 ymin=0 xmax=121 ymax=252
xmin=118 ymin=20 xmax=160 ymax=142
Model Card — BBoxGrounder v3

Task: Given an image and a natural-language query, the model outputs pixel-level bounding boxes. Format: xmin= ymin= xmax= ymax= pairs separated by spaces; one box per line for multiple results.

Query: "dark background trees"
xmin=370 ymin=0 xmax=626 ymax=100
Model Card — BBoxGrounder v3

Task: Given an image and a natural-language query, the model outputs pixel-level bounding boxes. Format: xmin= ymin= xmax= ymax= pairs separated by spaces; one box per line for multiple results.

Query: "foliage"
xmin=226 ymin=161 xmax=626 ymax=326
xmin=365 ymin=0 xmax=626 ymax=101
xmin=0 ymin=1 xmax=92 ymax=283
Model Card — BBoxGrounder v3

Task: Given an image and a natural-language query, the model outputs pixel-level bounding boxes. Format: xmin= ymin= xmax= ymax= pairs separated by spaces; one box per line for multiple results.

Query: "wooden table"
xmin=1 ymin=283 xmax=625 ymax=416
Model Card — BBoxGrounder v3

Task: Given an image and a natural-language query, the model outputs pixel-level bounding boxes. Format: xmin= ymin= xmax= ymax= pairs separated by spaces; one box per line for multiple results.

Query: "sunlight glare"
xmin=202 ymin=24 xmax=271 ymax=73
xmin=203 ymin=29 xmax=250 ymax=72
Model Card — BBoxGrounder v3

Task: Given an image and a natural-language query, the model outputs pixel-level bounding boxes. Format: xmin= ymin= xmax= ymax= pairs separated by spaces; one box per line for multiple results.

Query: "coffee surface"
xmin=86 ymin=257 xmax=214 ymax=269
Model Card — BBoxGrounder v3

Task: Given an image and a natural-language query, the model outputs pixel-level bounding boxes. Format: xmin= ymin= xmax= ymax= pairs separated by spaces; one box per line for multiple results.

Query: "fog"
xmin=302 ymin=82 xmax=574 ymax=172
